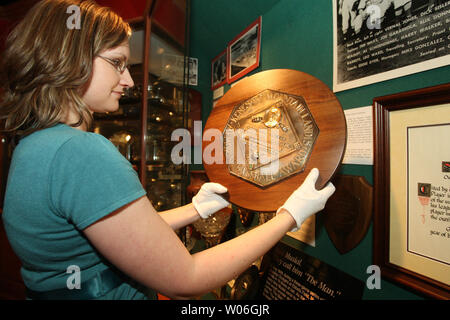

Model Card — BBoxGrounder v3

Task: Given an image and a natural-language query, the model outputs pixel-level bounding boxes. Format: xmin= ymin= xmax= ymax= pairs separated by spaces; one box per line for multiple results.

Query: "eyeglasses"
xmin=97 ymin=56 xmax=129 ymax=74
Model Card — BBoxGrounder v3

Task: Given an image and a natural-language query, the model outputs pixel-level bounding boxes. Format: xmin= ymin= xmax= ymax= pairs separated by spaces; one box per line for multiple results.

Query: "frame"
xmin=373 ymin=83 xmax=450 ymax=299
xmin=211 ymin=49 xmax=227 ymax=90
xmin=227 ymin=16 xmax=261 ymax=84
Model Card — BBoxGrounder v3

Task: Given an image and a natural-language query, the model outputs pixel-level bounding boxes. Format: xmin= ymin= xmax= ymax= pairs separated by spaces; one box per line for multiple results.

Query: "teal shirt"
xmin=2 ymin=124 xmax=156 ymax=299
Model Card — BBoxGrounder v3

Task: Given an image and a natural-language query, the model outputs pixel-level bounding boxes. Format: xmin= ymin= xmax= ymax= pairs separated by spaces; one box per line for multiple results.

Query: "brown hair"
xmin=0 ymin=0 xmax=131 ymax=140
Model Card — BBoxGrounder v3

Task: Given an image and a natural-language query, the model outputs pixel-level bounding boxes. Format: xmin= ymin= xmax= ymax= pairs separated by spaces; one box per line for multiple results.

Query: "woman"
xmin=0 ymin=0 xmax=335 ymax=300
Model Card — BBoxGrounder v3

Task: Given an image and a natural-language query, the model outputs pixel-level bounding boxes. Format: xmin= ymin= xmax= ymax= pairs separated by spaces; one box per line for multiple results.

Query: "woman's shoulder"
xmin=19 ymin=124 xmax=116 ymax=158
xmin=55 ymin=125 xmax=117 ymax=156
xmin=42 ymin=123 xmax=109 ymax=144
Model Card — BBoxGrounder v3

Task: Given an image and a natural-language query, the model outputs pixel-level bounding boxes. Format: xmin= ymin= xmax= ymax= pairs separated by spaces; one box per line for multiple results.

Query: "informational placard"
xmin=213 ymin=86 xmax=224 ymax=101
xmin=407 ymin=123 xmax=450 ymax=265
xmin=260 ymin=242 xmax=364 ymax=300
xmin=342 ymin=106 xmax=373 ymax=165
xmin=333 ymin=0 xmax=450 ymax=92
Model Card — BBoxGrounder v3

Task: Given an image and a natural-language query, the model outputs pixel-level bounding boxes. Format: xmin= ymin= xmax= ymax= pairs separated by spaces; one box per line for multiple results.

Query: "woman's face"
xmin=81 ymin=42 xmax=134 ymax=114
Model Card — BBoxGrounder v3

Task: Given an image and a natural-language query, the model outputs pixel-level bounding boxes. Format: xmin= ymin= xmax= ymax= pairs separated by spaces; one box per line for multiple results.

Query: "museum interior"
xmin=0 ymin=0 xmax=448 ymax=301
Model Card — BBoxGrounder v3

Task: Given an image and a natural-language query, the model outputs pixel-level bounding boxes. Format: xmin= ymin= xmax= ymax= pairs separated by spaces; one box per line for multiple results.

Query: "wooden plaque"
xmin=323 ymin=175 xmax=373 ymax=254
xmin=203 ymin=69 xmax=346 ymax=212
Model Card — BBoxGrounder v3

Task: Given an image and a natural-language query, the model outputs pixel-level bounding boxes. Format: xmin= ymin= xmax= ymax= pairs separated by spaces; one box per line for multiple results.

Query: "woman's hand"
xmin=277 ymin=168 xmax=335 ymax=231
xmin=192 ymin=182 xmax=230 ymax=219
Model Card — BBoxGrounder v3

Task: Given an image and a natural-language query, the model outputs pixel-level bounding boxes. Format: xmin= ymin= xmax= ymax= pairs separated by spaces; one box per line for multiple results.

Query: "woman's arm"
xmin=83 ymin=195 xmax=295 ymax=299
xmin=158 ymin=182 xmax=230 ymax=230
xmin=83 ymin=169 xmax=333 ymax=299
xmin=188 ymin=208 xmax=295 ymax=294
xmin=158 ymin=203 xmax=201 ymax=230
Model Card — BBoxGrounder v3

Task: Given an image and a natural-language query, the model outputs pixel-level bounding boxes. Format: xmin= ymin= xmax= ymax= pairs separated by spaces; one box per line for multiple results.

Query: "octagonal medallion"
xmin=223 ymin=89 xmax=319 ymax=187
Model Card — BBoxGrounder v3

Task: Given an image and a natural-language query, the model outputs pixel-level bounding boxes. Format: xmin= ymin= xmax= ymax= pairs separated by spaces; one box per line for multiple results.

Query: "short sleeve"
xmin=49 ymin=132 xmax=146 ymax=230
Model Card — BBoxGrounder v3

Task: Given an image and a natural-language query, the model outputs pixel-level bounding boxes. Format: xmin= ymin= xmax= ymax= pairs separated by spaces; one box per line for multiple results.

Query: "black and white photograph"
xmin=211 ymin=49 xmax=227 ymax=90
xmin=161 ymin=54 xmax=197 ymax=86
xmin=187 ymin=57 xmax=198 ymax=86
xmin=227 ymin=16 xmax=261 ymax=83
xmin=333 ymin=0 xmax=450 ymax=92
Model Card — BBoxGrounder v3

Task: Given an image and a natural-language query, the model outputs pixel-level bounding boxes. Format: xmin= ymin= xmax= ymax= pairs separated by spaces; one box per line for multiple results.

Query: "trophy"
xmin=187 ymin=171 xmax=232 ymax=248
xmin=192 ymin=207 xmax=232 ymax=248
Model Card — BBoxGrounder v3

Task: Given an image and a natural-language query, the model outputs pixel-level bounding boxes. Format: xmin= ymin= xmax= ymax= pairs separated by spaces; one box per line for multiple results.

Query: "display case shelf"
xmin=93 ymin=4 xmax=193 ymax=214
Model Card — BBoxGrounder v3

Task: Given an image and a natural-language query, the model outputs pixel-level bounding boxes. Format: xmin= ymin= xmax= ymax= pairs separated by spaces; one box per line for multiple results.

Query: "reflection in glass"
xmin=193 ymin=207 xmax=232 ymax=248
xmin=108 ymin=131 xmax=135 ymax=161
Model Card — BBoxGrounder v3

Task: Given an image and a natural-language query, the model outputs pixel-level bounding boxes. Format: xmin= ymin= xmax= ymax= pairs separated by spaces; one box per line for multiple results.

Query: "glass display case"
xmin=93 ymin=2 xmax=193 ymax=214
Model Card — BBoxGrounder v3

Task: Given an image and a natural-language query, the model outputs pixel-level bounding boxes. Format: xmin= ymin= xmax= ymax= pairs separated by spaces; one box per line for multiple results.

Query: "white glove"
xmin=192 ymin=182 xmax=230 ymax=219
xmin=277 ymin=168 xmax=335 ymax=232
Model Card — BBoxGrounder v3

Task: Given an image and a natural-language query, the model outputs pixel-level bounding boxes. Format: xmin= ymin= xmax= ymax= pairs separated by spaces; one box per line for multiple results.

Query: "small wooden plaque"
xmin=323 ymin=175 xmax=373 ymax=254
xmin=203 ymin=69 xmax=346 ymax=212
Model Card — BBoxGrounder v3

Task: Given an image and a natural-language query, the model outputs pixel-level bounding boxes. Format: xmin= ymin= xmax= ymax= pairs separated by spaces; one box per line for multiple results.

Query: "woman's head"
xmin=0 ymin=0 xmax=133 ymax=138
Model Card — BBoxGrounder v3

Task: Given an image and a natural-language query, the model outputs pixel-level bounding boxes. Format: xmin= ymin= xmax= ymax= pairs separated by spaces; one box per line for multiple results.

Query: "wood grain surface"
xmin=203 ymin=69 xmax=346 ymax=211
xmin=323 ymin=175 xmax=373 ymax=254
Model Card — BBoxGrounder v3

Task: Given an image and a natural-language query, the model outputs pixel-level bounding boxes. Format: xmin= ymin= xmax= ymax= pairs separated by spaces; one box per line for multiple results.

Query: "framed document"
xmin=373 ymin=83 xmax=450 ymax=299
xmin=227 ymin=16 xmax=261 ymax=84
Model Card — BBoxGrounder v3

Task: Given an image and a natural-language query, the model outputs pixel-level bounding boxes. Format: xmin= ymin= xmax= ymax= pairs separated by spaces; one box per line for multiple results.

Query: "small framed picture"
xmin=211 ymin=49 xmax=227 ymax=90
xmin=227 ymin=16 xmax=261 ymax=84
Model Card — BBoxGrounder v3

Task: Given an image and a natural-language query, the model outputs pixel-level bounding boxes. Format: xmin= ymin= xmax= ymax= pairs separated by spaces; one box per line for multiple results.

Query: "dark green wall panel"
xmin=189 ymin=0 xmax=449 ymax=299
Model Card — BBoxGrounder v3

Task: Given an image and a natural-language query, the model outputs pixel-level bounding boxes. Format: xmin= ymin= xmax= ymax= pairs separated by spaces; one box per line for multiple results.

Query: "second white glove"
xmin=278 ymin=168 xmax=335 ymax=231
xmin=192 ymin=182 xmax=230 ymax=219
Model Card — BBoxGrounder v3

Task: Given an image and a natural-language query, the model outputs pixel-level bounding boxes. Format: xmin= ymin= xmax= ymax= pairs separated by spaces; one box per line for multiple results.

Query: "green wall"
xmin=189 ymin=0 xmax=450 ymax=300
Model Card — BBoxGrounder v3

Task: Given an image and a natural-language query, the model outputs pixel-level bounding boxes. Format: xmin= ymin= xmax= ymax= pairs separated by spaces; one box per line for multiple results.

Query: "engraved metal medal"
xmin=223 ymin=89 xmax=319 ymax=187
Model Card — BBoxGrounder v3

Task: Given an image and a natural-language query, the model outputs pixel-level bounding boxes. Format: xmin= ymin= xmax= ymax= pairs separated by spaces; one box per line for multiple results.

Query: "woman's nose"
xmin=120 ymin=68 xmax=134 ymax=88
